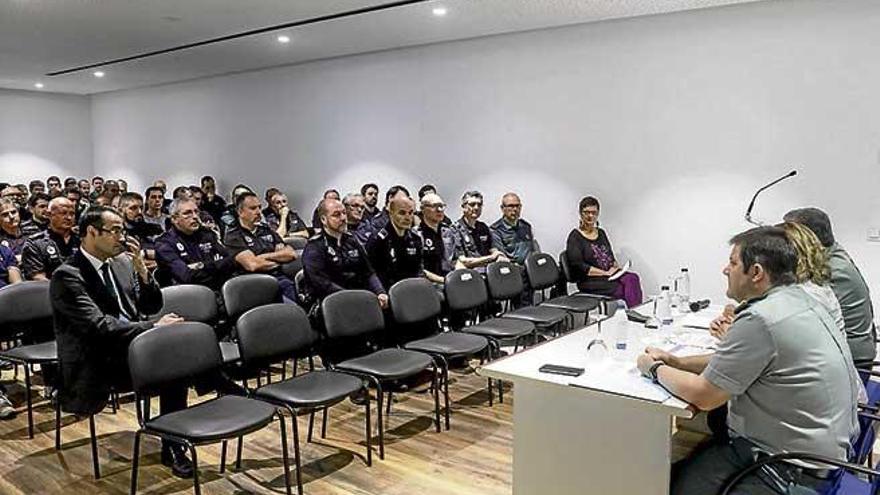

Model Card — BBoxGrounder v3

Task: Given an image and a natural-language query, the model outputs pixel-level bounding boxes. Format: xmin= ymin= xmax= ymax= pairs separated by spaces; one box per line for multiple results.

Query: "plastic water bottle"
xmin=655 ymin=285 xmax=673 ymax=328
xmin=678 ymin=268 xmax=691 ymax=306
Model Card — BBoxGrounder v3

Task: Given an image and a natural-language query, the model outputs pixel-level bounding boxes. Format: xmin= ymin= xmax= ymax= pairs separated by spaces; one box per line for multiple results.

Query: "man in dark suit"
xmin=50 ymin=205 xmax=194 ymax=478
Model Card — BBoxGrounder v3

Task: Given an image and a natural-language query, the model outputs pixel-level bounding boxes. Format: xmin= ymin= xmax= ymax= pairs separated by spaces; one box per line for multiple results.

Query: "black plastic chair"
xmin=525 ymin=253 xmax=601 ymax=326
xmin=154 ymin=285 xmax=219 ymax=323
xmin=0 ymin=281 xmax=56 ymax=439
xmin=558 ymin=251 xmax=616 ymax=314
xmin=485 ymin=261 xmax=570 ymax=334
xmin=322 ymin=290 xmax=441 ymax=460
xmin=238 ymin=303 xmax=371 ymax=495
xmin=443 ymin=269 xmax=535 ymax=404
xmin=128 ymin=322 xmax=293 ymax=495
xmin=389 ymin=278 xmax=490 ymax=430
xmin=220 ymin=274 xmax=282 ymax=366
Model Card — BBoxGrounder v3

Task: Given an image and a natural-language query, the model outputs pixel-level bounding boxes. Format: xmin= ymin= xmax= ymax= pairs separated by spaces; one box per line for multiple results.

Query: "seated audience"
xmin=361 ymin=183 xmax=381 ymax=219
xmin=155 ymin=198 xmax=237 ymax=292
xmin=490 ymin=192 xmax=535 ymax=265
xmin=783 ymin=207 xmax=876 ymax=367
xmin=119 ymin=192 xmax=163 ymax=271
xmin=265 ymin=191 xmax=310 ymax=240
xmin=416 ymin=193 xmax=453 ymax=284
xmin=342 ymin=192 xmax=372 ymax=245
xmin=21 ymin=197 xmax=81 ymax=280
xmin=311 ymin=189 xmax=341 ymax=232
xmin=302 ymin=198 xmax=386 ymax=306
xmin=20 ymin=192 xmax=51 ymax=236
xmin=143 ymin=186 xmax=168 ymax=229
xmin=565 ymin=196 xmax=642 ymax=308
xmin=366 ymin=196 xmax=423 ymax=290
xmin=223 ymin=192 xmax=298 ymax=301
xmin=637 ymin=226 xmax=860 ymax=495
xmin=0 ymin=197 xmax=27 ymax=255
xmin=444 ymin=190 xmax=507 ymax=272
xmin=199 ymin=175 xmax=227 ymax=224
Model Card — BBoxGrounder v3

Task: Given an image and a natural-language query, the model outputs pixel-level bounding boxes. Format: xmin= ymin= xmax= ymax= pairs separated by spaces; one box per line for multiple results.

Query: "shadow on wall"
xmin=0 ymin=152 xmax=70 ymax=184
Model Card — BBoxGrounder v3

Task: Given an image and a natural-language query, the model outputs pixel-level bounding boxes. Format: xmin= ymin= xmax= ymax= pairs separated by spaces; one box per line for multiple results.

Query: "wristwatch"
xmin=649 ymin=361 xmax=666 ymax=384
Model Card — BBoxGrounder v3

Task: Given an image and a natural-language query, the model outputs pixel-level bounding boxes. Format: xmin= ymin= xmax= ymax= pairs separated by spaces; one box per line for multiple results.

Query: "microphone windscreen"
xmin=689 ymin=299 xmax=711 ymax=312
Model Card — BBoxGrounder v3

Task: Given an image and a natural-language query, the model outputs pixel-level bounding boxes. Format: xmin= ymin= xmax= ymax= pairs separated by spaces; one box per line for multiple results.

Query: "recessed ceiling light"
xmin=277 ymin=35 xmax=291 ymax=44
xmin=432 ymin=6 xmax=447 ymax=16
xmin=34 ymin=82 xmax=44 ymax=89
xmin=93 ymin=71 xmax=105 ymax=78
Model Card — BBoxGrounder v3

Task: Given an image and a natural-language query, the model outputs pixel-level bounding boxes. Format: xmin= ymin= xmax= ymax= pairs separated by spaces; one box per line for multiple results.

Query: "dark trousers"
xmin=672 ymin=439 xmax=829 ymax=495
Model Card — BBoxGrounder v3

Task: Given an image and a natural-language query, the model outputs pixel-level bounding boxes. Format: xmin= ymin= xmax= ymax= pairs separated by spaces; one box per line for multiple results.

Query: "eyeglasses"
xmin=348 ymin=204 xmax=365 ymax=210
xmin=99 ymin=227 xmax=125 ymax=237
xmin=424 ymin=203 xmax=446 ymax=210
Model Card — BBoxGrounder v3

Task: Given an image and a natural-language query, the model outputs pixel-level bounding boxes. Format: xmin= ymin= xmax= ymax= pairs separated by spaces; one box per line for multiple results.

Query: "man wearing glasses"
xmin=444 ymin=190 xmax=507 ymax=273
xmin=416 ymin=193 xmax=454 ymax=284
xmin=490 ymin=192 xmax=535 ymax=266
xmin=342 ymin=192 xmax=373 ymax=246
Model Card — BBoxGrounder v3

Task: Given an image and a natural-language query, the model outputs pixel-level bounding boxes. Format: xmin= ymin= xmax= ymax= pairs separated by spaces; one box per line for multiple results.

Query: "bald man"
xmin=366 ymin=196 xmax=424 ymax=290
xmin=490 ymin=192 xmax=535 ymax=265
xmin=21 ymin=197 xmax=81 ymax=280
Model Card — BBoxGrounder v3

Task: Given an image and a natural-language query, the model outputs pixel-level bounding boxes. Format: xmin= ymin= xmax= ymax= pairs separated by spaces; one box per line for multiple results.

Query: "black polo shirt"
xmin=20 ymin=229 xmax=81 ymax=279
xmin=366 ymin=225 xmax=423 ymax=290
xmin=415 ymin=222 xmax=451 ymax=276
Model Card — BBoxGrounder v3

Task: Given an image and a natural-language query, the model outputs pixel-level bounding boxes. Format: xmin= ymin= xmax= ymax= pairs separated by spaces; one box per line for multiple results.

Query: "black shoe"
xmin=161 ymin=444 xmax=194 ymax=479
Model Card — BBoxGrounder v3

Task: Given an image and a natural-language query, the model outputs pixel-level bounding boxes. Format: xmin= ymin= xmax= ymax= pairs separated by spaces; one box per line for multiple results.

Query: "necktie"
xmin=100 ymin=263 xmax=130 ymax=319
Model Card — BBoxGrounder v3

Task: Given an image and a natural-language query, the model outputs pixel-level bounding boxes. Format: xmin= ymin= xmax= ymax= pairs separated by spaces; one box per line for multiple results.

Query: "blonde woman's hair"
xmin=780 ymin=221 xmax=830 ymax=285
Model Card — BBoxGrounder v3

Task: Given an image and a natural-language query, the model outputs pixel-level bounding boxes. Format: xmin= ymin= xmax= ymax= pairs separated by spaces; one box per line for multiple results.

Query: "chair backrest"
xmin=485 ymin=261 xmax=524 ymax=301
xmin=443 ymin=269 xmax=488 ymax=311
xmin=322 ymin=290 xmax=384 ymax=339
xmin=0 ymin=280 xmax=52 ymax=325
xmin=558 ymin=251 xmax=575 ymax=283
xmin=222 ymin=273 xmax=281 ymax=320
xmin=525 ymin=252 xmax=560 ymax=291
xmin=294 ymin=269 xmax=306 ymax=296
xmin=389 ymin=278 xmax=442 ymax=324
xmin=155 ymin=285 xmax=218 ymax=323
xmin=280 ymin=258 xmax=303 ymax=280
xmin=128 ymin=322 xmax=220 ymax=395
xmin=237 ymin=303 xmax=317 ymax=365
xmin=286 ymin=237 xmax=308 ymax=250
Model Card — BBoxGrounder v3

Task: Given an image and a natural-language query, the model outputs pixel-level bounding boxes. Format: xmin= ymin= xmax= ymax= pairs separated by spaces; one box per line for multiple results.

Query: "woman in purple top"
xmin=565 ymin=196 xmax=642 ymax=308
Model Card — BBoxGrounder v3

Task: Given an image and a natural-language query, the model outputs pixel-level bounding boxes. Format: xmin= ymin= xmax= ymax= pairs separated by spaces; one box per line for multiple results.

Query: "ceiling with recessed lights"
xmin=0 ymin=0 xmax=769 ymax=95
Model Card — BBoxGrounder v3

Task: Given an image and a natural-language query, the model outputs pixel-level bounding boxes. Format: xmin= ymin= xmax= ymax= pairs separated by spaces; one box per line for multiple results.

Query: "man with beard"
xmin=20 ymin=192 xmax=51 ymax=236
xmin=119 ymin=192 xmax=163 ymax=271
xmin=223 ymin=192 xmax=298 ymax=301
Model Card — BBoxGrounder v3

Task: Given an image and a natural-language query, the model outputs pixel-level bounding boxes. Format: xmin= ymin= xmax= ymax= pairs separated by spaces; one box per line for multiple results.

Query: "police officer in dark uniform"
xmin=366 ymin=196 xmax=423 ymax=290
xmin=0 ymin=198 xmax=27 ymax=256
xmin=20 ymin=197 xmax=81 ymax=280
xmin=118 ymin=192 xmax=164 ymax=271
xmin=365 ymin=184 xmax=410 ymax=236
xmin=223 ymin=192 xmax=298 ymax=302
xmin=20 ymin=192 xmax=51 ymax=236
xmin=155 ymin=198 xmax=237 ymax=291
xmin=416 ymin=193 xmax=454 ymax=284
xmin=342 ymin=192 xmax=374 ymax=246
xmin=302 ymin=198 xmax=387 ymax=363
xmin=265 ymin=192 xmax=310 ymax=240
xmin=443 ymin=190 xmax=507 ymax=273
xmin=302 ymin=198 xmax=387 ymax=303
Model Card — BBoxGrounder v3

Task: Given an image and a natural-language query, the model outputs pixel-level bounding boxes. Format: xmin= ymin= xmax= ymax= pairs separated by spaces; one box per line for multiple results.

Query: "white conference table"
xmin=481 ymin=303 xmax=723 ymax=495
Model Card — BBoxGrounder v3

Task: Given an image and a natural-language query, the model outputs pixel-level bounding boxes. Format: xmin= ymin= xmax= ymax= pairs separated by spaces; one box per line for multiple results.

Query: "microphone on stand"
xmin=745 ymin=170 xmax=798 ymax=226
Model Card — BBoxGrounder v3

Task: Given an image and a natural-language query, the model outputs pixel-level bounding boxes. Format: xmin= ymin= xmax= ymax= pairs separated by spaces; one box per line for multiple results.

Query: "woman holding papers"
xmin=565 ymin=196 xmax=642 ymax=308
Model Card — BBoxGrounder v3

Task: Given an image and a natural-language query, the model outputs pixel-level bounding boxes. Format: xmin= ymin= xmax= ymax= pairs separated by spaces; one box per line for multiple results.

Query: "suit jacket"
xmin=50 ymin=250 xmax=163 ymax=414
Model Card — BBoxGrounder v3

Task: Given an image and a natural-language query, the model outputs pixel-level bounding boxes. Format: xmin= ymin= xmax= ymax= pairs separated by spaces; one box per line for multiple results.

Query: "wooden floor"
xmin=0 ymin=359 xmax=713 ymax=495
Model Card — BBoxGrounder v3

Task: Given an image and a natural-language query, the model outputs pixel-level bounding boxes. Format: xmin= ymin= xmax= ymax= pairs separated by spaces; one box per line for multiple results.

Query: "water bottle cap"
xmin=681 ymin=268 xmax=689 ymax=272
xmin=661 ymin=285 xmax=670 ymax=290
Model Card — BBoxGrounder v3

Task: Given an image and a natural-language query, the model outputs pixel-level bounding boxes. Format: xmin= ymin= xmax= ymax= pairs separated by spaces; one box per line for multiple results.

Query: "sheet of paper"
xmin=607 ymin=260 xmax=632 ymax=281
xmin=678 ymin=311 xmax=715 ymax=329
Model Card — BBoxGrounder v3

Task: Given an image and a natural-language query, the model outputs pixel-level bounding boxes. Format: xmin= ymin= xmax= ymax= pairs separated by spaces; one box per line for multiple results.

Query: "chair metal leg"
xmin=235 ymin=436 xmax=243 ymax=469
xmin=89 ymin=415 xmax=100 ymax=479
xmin=110 ymin=391 xmax=117 ymax=414
xmin=375 ymin=381 xmax=385 ymax=460
xmin=443 ymin=362 xmax=451 ymax=430
xmin=307 ymin=410 xmax=315 ymax=442
xmin=363 ymin=393 xmax=372 ymax=466
xmin=386 ymin=391 xmax=392 ymax=415
xmin=24 ymin=365 xmax=33 ymax=439
xmin=188 ymin=443 xmax=201 ymax=495
xmin=290 ymin=408 xmax=304 ymax=495
xmin=281 ymin=360 xmax=287 ymax=381
xmin=499 ymin=378 xmax=504 ymax=403
xmin=278 ymin=414 xmax=293 ymax=495
xmin=431 ymin=364 xmax=441 ymax=433
xmin=130 ymin=431 xmax=141 ymax=495
xmin=219 ymin=440 xmax=227 ymax=474
xmin=320 ymin=406 xmax=328 ymax=439
xmin=55 ymin=401 xmax=61 ymax=450
xmin=266 ymin=368 xmax=272 ymax=385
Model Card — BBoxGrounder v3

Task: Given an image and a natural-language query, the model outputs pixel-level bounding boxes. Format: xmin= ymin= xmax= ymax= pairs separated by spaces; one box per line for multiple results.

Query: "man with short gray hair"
xmin=784 ymin=207 xmax=876 ymax=366
xmin=443 ymin=190 xmax=507 ymax=271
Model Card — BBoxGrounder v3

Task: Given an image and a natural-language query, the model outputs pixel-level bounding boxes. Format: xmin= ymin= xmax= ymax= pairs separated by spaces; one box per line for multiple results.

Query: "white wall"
xmin=0 ymin=89 xmax=93 ymax=183
xmin=91 ymin=0 xmax=880 ymax=304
